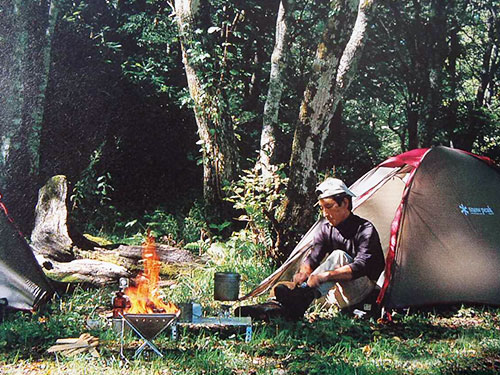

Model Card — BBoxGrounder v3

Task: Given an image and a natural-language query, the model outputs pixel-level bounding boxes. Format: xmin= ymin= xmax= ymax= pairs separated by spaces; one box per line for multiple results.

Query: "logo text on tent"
xmin=459 ymin=204 xmax=494 ymax=216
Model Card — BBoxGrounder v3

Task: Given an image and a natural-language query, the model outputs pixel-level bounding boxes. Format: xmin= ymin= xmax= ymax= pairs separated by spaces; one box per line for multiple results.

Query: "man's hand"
xmin=307 ymin=274 xmax=324 ymax=288
xmin=307 ymin=266 xmax=354 ymax=288
xmin=293 ymin=271 xmax=309 ymax=285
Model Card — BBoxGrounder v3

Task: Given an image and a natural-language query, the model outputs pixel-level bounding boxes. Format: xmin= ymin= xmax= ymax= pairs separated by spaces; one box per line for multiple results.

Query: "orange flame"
xmin=124 ymin=233 xmax=179 ymax=314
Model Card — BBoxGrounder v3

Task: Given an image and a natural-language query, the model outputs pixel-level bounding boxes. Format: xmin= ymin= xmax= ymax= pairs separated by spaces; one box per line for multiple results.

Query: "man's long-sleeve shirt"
xmin=304 ymin=213 xmax=385 ymax=281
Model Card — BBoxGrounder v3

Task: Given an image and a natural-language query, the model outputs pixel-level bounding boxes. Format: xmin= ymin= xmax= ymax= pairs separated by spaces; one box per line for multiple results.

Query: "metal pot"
xmin=214 ymin=272 xmax=240 ymax=301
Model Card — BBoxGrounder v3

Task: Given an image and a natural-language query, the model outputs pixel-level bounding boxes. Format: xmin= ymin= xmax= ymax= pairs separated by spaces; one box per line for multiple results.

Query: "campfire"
xmin=114 ymin=233 xmax=180 ymax=358
xmin=112 ymin=232 xmax=252 ymax=358
xmin=124 ymin=232 xmax=179 ymax=315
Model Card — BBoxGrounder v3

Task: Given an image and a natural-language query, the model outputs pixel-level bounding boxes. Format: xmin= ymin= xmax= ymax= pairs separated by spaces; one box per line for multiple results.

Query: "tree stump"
xmin=30 ymin=175 xmax=202 ymax=286
xmin=30 ymin=175 xmax=75 ymax=262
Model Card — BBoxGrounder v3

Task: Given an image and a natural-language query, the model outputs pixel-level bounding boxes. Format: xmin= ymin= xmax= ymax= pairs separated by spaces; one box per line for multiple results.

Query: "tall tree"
xmin=0 ymin=0 xmax=59 ymax=232
xmin=258 ymin=0 xmax=296 ymax=180
xmin=174 ymin=0 xmax=240 ymax=211
xmin=454 ymin=1 xmax=500 ymax=151
xmin=375 ymin=0 xmax=451 ymax=150
xmin=353 ymin=0 xmax=500 ymax=155
xmin=279 ymin=0 xmax=377 ymax=258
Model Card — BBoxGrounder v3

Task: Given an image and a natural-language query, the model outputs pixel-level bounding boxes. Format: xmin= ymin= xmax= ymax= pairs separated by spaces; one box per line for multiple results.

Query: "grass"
xmin=1 ymin=292 xmax=500 ymax=374
xmin=1 ymin=235 xmax=500 ymax=374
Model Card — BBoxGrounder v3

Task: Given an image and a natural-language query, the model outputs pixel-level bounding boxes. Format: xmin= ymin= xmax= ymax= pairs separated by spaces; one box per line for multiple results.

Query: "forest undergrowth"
xmin=1 ymin=229 xmax=500 ymax=375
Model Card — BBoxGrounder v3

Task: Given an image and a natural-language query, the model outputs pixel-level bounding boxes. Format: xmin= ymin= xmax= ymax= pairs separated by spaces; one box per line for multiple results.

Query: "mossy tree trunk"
xmin=174 ymin=0 xmax=240 ymax=212
xmin=258 ymin=0 xmax=297 ymax=180
xmin=31 ymin=175 xmax=74 ymax=262
xmin=278 ymin=0 xmax=376 ymax=259
xmin=31 ymin=175 xmax=130 ymax=286
xmin=0 ymin=0 xmax=59 ymax=233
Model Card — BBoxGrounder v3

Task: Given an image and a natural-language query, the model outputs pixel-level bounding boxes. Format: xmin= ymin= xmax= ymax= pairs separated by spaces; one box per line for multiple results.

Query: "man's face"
xmin=318 ymin=196 xmax=350 ymax=227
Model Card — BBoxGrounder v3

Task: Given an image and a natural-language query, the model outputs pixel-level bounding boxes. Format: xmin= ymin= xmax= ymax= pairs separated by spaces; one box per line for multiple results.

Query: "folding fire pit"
xmin=120 ymin=311 xmax=180 ymax=358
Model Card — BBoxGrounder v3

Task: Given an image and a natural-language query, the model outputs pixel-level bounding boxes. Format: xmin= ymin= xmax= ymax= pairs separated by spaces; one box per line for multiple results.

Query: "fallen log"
xmin=30 ymin=175 xmax=200 ymax=286
xmin=115 ymin=243 xmax=199 ymax=264
xmin=37 ymin=254 xmax=130 ymax=286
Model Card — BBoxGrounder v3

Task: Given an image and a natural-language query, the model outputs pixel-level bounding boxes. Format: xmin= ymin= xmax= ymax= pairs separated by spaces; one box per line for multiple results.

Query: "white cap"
xmin=316 ymin=178 xmax=356 ymax=200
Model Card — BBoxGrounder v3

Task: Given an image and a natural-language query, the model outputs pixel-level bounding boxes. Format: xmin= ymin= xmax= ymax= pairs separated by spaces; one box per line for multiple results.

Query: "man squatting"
xmin=274 ymin=177 xmax=385 ymax=320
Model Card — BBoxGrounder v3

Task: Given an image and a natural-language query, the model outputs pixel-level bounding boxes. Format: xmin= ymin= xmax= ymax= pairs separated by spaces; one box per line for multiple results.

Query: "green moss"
xmin=39 ymin=175 xmax=67 ymax=207
xmin=44 ymin=272 xmax=81 ymax=283
xmin=160 ymin=263 xmax=194 ymax=278
xmin=83 ymin=233 xmax=113 ymax=246
xmin=59 ymin=275 xmax=83 ymax=283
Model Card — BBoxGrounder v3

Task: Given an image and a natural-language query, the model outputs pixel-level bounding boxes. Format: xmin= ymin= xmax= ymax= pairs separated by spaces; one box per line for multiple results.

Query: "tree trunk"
xmin=0 ymin=0 xmax=58 ymax=233
xmin=30 ymin=175 xmax=102 ymax=260
xmin=279 ymin=0 xmax=376 ymax=259
xmin=37 ymin=241 xmax=201 ymax=286
xmin=446 ymin=15 xmax=460 ymax=146
xmin=31 ymin=175 xmax=75 ymax=262
xmin=459 ymin=6 xmax=499 ymax=151
xmin=174 ymin=0 xmax=240 ymax=210
xmin=407 ymin=105 xmax=419 ymax=150
xmin=259 ymin=0 xmax=296 ymax=180
xmin=26 ymin=0 xmax=59 ymax=178
xmin=422 ymin=0 xmax=448 ymax=146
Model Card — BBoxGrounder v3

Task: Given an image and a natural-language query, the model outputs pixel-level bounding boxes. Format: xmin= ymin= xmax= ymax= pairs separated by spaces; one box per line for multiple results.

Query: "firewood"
xmin=66 ymin=347 xmax=89 ymax=356
xmin=47 ymin=333 xmax=99 ymax=357
xmin=47 ymin=342 xmax=87 ymax=352
xmin=55 ymin=338 xmax=79 ymax=344
xmin=89 ymin=347 xmax=100 ymax=358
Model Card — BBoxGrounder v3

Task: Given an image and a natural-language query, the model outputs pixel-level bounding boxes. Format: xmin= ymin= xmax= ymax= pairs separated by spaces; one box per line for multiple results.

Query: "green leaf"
xmin=125 ymin=219 xmax=138 ymax=228
xmin=207 ymin=26 xmax=221 ymax=34
xmin=235 ymin=215 xmax=250 ymax=222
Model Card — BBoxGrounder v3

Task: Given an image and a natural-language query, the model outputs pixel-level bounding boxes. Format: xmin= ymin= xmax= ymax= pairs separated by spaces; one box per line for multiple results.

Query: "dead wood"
xmin=30 ymin=175 xmax=199 ymax=286
xmin=38 ymin=255 xmax=130 ymax=286
xmin=47 ymin=333 xmax=100 ymax=357
xmin=30 ymin=175 xmax=75 ymax=261
xmin=115 ymin=243 xmax=199 ymax=264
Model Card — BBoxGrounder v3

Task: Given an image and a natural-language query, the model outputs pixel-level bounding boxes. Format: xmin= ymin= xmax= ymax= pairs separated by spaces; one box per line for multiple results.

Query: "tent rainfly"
xmin=0 ymin=194 xmax=54 ymax=311
xmin=242 ymin=146 xmax=500 ymax=310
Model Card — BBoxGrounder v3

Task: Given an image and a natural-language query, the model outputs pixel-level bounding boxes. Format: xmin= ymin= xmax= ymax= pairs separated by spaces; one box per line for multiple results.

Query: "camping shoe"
xmin=274 ymin=284 xmax=318 ymax=320
xmin=234 ymin=301 xmax=284 ymax=321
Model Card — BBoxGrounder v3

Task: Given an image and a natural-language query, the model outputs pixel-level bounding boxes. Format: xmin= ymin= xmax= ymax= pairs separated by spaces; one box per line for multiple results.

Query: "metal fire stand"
xmin=120 ymin=312 xmax=179 ymax=359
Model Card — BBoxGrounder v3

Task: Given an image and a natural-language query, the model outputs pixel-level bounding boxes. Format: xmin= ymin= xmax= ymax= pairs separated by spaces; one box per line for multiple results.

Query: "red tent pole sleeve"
xmin=0 ymin=193 xmax=14 ymax=224
xmin=456 ymin=149 xmax=496 ymax=166
xmin=0 ymin=192 xmax=24 ymax=237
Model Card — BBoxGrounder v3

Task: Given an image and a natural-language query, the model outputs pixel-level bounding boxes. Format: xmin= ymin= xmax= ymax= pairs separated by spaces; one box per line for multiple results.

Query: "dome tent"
xmin=0 ymin=194 xmax=54 ymax=311
xmin=241 ymin=146 xmax=500 ymax=310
